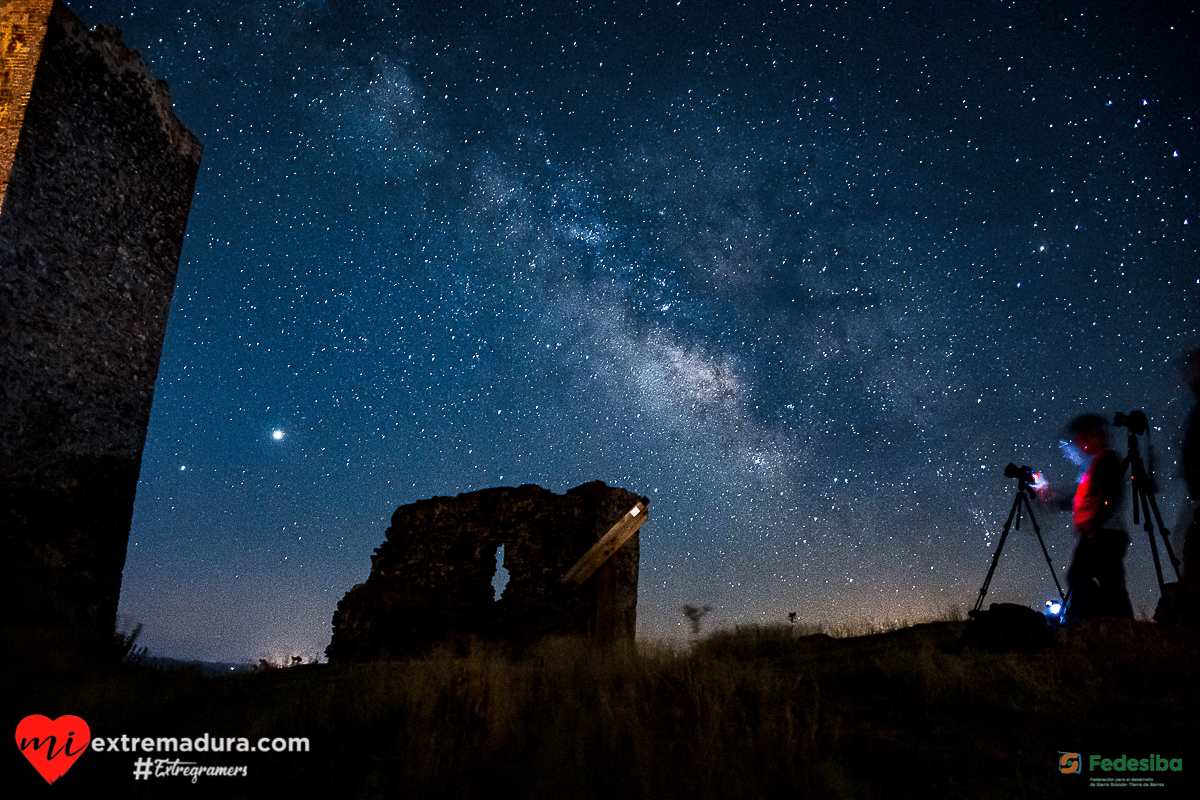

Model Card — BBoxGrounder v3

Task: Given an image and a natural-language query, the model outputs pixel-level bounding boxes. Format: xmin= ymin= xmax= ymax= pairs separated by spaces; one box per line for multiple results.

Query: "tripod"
xmin=1118 ymin=411 xmax=1181 ymax=593
xmin=973 ymin=465 xmax=1065 ymax=614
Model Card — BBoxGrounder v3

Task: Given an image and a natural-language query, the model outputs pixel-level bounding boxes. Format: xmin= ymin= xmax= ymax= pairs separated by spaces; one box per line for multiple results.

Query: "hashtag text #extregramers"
xmin=133 ymin=757 xmax=249 ymax=784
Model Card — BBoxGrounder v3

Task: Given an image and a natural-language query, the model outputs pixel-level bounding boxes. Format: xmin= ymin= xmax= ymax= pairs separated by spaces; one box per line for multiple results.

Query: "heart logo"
xmin=15 ymin=715 xmax=91 ymax=784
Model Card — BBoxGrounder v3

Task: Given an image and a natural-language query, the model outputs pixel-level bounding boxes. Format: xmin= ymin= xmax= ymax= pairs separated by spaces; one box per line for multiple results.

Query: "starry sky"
xmin=76 ymin=1 xmax=1197 ymax=664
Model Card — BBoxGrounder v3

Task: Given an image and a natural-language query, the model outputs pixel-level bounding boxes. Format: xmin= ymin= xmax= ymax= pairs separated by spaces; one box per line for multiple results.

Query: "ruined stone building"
xmin=327 ymin=481 xmax=646 ymax=662
xmin=1 ymin=0 xmax=200 ymax=642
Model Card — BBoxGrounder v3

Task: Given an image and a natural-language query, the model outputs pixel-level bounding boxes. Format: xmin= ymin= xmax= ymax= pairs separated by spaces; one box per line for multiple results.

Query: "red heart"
xmin=15 ymin=715 xmax=91 ymax=784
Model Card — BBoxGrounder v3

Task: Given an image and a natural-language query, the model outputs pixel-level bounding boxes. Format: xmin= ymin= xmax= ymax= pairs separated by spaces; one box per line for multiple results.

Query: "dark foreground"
xmin=4 ymin=620 xmax=1198 ymax=798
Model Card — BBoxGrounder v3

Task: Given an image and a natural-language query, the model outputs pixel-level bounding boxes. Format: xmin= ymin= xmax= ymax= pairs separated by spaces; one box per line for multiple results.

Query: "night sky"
xmin=76 ymin=1 xmax=1196 ymax=664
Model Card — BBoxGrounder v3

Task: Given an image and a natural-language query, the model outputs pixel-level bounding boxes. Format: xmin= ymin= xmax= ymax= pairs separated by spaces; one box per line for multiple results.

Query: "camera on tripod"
xmin=1113 ymin=410 xmax=1148 ymax=436
xmin=972 ymin=461 xmax=1064 ymax=615
xmin=1004 ymin=463 xmax=1046 ymax=492
xmin=1004 ymin=463 xmax=1037 ymax=484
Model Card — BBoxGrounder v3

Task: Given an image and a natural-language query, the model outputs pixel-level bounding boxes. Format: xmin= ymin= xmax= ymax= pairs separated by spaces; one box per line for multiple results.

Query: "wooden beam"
xmin=560 ymin=502 xmax=648 ymax=589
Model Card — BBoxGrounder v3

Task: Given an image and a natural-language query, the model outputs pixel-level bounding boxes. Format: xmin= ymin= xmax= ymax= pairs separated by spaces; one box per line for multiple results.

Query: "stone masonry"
xmin=327 ymin=481 xmax=645 ymax=662
xmin=1 ymin=0 xmax=201 ymax=641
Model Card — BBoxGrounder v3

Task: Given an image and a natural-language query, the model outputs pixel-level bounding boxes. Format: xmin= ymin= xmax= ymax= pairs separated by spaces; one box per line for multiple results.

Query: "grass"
xmin=5 ymin=619 xmax=1199 ymax=798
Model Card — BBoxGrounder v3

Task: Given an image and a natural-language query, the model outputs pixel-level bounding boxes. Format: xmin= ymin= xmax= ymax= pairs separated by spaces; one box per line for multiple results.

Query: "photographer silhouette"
xmin=1061 ymin=414 xmax=1133 ymax=622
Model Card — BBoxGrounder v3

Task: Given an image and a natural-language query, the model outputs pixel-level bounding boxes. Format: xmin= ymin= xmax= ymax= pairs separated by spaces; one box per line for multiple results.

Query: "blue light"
xmin=1045 ymin=600 xmax=1063 ymax=617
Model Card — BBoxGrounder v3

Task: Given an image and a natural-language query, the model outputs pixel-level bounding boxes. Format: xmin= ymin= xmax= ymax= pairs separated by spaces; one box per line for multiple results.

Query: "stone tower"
xmin=1 ymin=1 xmax=201 ymax=643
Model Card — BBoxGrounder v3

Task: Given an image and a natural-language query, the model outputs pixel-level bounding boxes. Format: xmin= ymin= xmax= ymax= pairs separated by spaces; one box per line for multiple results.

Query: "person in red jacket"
xmin=1063 ymin=414 xmax=1134 ymax=622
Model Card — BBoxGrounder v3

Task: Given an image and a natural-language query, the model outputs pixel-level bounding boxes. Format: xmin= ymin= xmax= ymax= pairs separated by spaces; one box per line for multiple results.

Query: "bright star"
xmin=272 ymin=430 xmax=284 ymax=441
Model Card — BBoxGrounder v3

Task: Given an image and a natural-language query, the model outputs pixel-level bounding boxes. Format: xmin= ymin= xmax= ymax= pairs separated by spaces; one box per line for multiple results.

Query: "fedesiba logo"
xmin=1060 ymin=752 xmax=1082 ymax=775
xmin=1058 ymin=751 xmax=1183 ymax=775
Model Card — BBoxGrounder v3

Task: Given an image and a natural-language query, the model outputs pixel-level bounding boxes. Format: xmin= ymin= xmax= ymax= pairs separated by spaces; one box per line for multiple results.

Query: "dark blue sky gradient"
xmin=75 ymin=1 xmax=1197 ymax=662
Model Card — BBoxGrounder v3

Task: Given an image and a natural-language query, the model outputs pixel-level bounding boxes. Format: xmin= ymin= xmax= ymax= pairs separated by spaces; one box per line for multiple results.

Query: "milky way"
xmin=78 ymin=1 xmax=1197 ymax=662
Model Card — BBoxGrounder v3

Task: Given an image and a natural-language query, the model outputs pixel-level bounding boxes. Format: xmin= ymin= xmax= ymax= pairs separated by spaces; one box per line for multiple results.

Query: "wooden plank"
xmin=560 ymin=501 xmax=648 ymax=588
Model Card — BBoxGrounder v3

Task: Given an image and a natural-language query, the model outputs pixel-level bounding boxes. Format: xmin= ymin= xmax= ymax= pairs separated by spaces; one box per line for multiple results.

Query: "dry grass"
xmin=5 ymin=619 xmax=1199 ymax=798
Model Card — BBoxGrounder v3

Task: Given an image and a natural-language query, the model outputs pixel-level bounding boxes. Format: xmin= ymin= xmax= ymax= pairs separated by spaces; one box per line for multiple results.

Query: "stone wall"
xmin=0 ymin=1 xmax=201 ymax=641
xmin=327 ymin=481 xmax=645 ymax=662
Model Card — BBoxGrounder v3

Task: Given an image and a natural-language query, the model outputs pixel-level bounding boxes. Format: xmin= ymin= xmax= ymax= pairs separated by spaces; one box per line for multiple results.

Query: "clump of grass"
xmin=114 ymin=623 xmax=148 ymax=666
